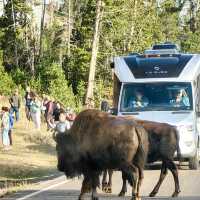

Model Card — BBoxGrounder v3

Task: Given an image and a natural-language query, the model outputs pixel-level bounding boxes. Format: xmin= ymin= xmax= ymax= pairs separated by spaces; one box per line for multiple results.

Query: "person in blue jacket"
xmin=8 ymin=111 xmax=14 ymax=146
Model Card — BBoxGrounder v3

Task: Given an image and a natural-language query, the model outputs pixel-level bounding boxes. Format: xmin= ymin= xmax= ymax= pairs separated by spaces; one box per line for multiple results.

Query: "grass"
xmin=0 ymin=99 xmax=58 ymax=182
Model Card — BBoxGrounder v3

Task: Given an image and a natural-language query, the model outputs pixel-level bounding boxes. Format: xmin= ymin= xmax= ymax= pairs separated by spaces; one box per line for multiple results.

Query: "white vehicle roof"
xmin=113 ymin=53 xmax=200 ymax=83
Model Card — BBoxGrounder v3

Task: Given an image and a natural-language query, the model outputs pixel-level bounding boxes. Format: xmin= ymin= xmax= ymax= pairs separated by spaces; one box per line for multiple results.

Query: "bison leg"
xmin=131 ymin=165 xmax=139 ymax=200
xmin=136 ymin=166 xmax=144 ymax=198
xmin=118 ymin=171 xmax=127 ymax=197
xmin=79 ymin=176 xmax=91 ymax=200
xmin=166 ymin=160 xmax=181 ymax=197
xmin=106 ymin=170 xmax=113 ymax=193
xmin=91 ymin=172 xmax=100 ymax=200
xmin=91 ymin=188 xmax=98 ymax=200
xmin=149 ymin=162 xmax=168 ymax=197
xmin=102 ymin=170 xmax=108 ymax=192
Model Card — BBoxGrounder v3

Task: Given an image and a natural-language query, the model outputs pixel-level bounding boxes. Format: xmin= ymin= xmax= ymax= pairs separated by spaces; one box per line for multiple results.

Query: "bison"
xmin=102 ymin=119 xmax=181 ymax=197
xmin=53 ymin=109 xmax=149 ymax=200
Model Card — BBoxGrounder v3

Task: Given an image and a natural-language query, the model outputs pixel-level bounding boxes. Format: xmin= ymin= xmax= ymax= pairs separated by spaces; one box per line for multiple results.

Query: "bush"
xmin=37 ymin=62 xmax=77 ymax=109
xmin=0 ymin=64 xmax=15 ymax=95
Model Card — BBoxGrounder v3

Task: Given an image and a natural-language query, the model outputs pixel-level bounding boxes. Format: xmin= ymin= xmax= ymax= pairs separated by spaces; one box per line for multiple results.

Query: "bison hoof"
xmin=149 ymin=191 xmax=157 ymax=197
xmin=118 ymin=191 xmax=125 ymax=197
xmin=172 ymin=190 xmax=180 ymax=197
xmin=106 ymin=186 xmax=112 ymax=193
xmin=78 ymin=196 xmax=83 ymax=200
xmin=131 ymin=194 xmax=140 ymax=200
xmin=130 ymin=197 xmax=136 ymax=200
xmin=92 ymin=196 xmax=99 ymax=200
xmin=102 ymin=182 xmax=107 ymax=192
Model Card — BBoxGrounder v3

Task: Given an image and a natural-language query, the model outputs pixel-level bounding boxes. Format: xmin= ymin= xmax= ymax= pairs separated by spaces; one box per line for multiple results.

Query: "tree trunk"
xmin=39 ymin=0 xmax=46 ymax=59
xmin=59 ymin=0 xmax=73 ymax=64
xmin=85 ymin=0 xmax=104 ymax=108
xmin=189 ymin=0 xmax=198 ymax=32
xmin=67 ymin=0 xmax=71 ymax=57
xmin=2 ymin=0 xmax=5 ymax=14
xmin=11 ymin=0 xmax=18 ymax=66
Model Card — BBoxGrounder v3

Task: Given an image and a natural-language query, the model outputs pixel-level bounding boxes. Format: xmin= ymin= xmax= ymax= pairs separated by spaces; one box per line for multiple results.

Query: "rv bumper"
xmin=177 ymin=141 xmax=197 ymax=159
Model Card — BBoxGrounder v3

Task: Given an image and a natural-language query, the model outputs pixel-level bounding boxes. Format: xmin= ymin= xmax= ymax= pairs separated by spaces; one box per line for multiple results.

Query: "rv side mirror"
xmin=197 ymin=111 xmax=200 ymax=117
xmin=109 ymin=107 xmax=118 ymax=115
xmin=110 ymin=62 xmax=114 ymax=69
xmin=101 ymin=100 xmax=109 ymax=112
xmin=195 ymin=105 xmax=200 ymax=116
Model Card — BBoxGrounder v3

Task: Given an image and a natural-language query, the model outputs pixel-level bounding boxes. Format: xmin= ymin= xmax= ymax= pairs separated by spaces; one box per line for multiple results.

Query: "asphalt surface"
xmin=2 ymin=165 xmax=200 ymax=200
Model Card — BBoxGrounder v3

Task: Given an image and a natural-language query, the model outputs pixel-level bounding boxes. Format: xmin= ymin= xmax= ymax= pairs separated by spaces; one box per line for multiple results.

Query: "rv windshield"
xmin=120 ymin=82 xmax=193 ymax=112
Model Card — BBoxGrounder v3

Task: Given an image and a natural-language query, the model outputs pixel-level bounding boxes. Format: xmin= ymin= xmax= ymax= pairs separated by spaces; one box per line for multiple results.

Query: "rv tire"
xmin=189 ymin=149 xmax=199 ymax=170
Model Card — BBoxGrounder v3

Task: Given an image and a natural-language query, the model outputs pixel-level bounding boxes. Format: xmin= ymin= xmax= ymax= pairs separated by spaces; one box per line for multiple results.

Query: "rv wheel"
xmin=189 ymin=150 xmax=199 ymax=170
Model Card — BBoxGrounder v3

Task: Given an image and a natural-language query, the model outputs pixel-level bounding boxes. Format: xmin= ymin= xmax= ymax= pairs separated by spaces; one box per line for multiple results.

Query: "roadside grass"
xmin=0 ymin=99 xmax=58 ymax=182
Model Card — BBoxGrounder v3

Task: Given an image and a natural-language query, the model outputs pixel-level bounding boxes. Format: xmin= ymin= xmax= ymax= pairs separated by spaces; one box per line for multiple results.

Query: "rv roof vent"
xmin=152 ymin=43 xmax=180 ymax=51
xmin=128 ymin=53 xmax=140 ymax=56
xmin=144 ymin=49 xmax=179 ymax=55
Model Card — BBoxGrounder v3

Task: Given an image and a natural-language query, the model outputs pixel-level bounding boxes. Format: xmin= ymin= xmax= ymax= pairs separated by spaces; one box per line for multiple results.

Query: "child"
xmin=66 ymin=108 xmax=76 ymax=127
xmin=1 ymin=107 xmax=11 ymax=150
xmin=55 ymin=112 xmax=71 ymax=133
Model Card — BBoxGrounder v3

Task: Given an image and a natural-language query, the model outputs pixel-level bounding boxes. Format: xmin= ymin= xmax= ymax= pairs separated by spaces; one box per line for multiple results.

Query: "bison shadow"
xmin=145 ymin=161 xmax=190 ymax=171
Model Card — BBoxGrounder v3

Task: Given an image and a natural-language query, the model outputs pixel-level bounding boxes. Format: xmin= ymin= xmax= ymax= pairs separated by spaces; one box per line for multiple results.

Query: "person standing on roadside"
xmin=30 ymin=92 xmax=41 ymax=130
xmin=8 ymin=111 xmax=14 ymax=146
xmin=1 ymin=107 xmax=11 ymax=150
xmin=9 ymin=89 xmax=21 ymax=122
xmin=44 ymin=96 xmax=54 ymax=131
xmin=24 ymin=86 xmax=32 ymax=121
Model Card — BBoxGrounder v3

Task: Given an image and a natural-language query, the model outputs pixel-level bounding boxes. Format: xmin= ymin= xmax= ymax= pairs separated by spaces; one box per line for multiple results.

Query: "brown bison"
xmin=53 ymin=109 xmax=149 ymax=200
xmin=102 ymin=119 xmax=181 ymax=197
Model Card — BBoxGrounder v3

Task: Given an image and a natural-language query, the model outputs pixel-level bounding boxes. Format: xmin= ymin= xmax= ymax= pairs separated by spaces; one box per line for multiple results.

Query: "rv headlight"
xmin=185 ymin=124 xmax=194 ymax=132
xmin=184 ymin=141 xmax=194 ymax=147
xmin=178 ymin=124 xmax=194 ymax=133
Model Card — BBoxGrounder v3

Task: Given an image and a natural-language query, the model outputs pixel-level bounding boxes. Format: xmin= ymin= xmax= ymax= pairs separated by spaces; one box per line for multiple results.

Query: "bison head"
xmin=53 ymin=131 xmax=80 ymax=178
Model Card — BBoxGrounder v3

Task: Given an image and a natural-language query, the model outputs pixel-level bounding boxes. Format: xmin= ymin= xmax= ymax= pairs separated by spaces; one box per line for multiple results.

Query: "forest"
xmin=0 ymin=0 xmax=200 ymax=110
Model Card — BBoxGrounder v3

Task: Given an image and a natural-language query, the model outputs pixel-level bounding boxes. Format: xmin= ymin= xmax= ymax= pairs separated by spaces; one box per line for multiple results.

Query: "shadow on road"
xmin=2 ymin=189 xmax=200 ymax=200
xmin=145 ymin=161 xmax=190 ymax=171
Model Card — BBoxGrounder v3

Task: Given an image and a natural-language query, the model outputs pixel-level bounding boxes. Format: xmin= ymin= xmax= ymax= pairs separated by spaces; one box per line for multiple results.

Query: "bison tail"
xmin=175 ymin=128 xmax=181 ymax=161
xmin=133 ymin=126 xmax=149 ymax=171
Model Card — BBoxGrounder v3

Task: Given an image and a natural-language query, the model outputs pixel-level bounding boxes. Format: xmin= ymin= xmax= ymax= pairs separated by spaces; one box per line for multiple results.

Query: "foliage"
xmin=47 ymin=63 xmax=76 ymax=108
xmin=0 ymin=52 xmax=15 ymax=95
xmin=0 ymin=0 xmax=200 ymax=108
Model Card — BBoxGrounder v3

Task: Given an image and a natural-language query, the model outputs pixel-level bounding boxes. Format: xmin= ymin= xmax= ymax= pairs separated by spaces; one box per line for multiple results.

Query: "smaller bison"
xmin=102 ymin=119 xmax=181 ymax=198
xmin=53 ymin=109 xmax=149 ymax=200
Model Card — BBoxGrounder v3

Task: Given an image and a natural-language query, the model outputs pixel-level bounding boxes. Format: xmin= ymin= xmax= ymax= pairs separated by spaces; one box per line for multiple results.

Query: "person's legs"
xmin=25 ymin=106 xmax=31 ymax=121
xmin=35 ymin=112 xmax=41 ymax=130
xmin=46 ymin=113 xmax=53 ymax=130
xmin=8 ymin=130 xmax=12 ymax=145
xmin=10 ymin=107 xmax=14 ymax=116
xmin=31 ymin=112 xmax=37 ymax=128
xmin=2 ymin=128 xmax=10 ymax=149
xmin=15 ymin=107 xmax=19 ymax=121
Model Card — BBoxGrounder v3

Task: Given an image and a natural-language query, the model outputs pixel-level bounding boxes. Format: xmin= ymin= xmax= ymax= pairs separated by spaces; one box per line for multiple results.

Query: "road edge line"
xmin=16 ymin=178 xmax=71 ymax=200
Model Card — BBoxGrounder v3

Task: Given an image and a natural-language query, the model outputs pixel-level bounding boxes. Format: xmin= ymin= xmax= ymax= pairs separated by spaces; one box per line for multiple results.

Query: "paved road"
xmin=2 ymin=167 xmax=200 ymax=200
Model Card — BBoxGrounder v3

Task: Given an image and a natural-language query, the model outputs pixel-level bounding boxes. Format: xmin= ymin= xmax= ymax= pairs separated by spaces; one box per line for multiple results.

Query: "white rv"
xmin=112 ymin=43 xmax=200 ymax=169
